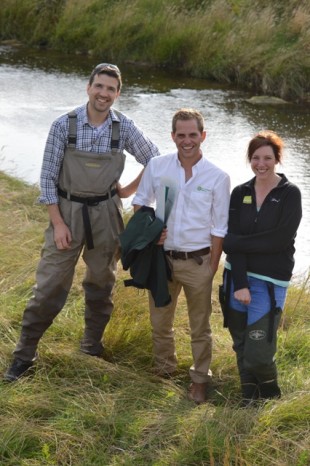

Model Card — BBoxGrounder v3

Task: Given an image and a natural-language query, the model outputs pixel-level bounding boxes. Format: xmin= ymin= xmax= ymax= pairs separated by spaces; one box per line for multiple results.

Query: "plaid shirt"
xmin=39 ymin=104 xmax=160 ymax=204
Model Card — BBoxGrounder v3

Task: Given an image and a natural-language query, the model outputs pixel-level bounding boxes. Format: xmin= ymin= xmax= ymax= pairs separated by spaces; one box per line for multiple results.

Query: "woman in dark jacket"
xmin=223 ymin=130 xmax=302 ymax=405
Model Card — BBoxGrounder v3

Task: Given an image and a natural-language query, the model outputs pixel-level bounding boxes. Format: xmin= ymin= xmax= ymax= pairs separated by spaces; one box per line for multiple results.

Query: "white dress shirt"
xmin=132 ymin=152 xmax=230 ymax=251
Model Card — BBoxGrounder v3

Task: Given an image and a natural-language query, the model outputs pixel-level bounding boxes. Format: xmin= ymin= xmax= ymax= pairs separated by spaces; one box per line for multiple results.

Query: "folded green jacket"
xmin=119 ymin=206 xmax=171 ymax=307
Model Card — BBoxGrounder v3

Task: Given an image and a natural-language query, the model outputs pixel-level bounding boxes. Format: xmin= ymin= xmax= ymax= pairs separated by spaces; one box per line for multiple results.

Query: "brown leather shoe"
xmin=187 ymin=382 xmax=207 ymax=404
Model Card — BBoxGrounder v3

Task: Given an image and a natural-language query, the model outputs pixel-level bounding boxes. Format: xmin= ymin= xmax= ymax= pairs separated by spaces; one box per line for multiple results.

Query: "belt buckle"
xmin=86 ymin=199 xmax=99 ymax=206
xmin=168 ymin=250 xmax=178 ymax=260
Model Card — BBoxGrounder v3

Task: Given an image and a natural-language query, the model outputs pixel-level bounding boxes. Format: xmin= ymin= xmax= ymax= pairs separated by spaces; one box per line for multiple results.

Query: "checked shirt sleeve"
xmin=38 ymin=117 xmax=68 ymax=205
xmin=122 ymin=118 xmax=160 ymax=166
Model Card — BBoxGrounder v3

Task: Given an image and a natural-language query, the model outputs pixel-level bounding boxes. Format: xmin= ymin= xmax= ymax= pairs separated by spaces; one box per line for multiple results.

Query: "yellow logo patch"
xmin=243 ymin=196 xmax=252 ymax=204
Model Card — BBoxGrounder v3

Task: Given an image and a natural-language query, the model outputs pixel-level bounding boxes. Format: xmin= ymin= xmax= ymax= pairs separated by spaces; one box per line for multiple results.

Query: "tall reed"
xmin=0 ymin=0 xmax=309 ymax=101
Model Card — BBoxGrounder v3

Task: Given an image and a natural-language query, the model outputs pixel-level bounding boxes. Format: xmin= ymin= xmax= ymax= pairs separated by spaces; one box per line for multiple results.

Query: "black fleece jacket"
xmin=223 ymin=174 xmax=302 ymax=291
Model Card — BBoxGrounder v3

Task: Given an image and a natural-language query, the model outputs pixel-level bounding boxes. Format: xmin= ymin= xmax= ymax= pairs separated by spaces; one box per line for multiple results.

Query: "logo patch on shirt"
xmin=243 ymin=195 xmax=252 ymax=204
xmin=197 ymin=186 xmax=209 ymax=192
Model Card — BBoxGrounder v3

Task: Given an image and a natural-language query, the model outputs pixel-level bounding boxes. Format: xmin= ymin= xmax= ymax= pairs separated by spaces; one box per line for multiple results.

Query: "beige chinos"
xmin=149 ymin=252 xmax=213 ymax=383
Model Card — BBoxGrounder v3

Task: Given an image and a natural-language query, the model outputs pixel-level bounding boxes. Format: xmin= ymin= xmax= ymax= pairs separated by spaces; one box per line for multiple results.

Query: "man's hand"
xmin=210 ymin=235 xmax=223 ymax=276
xmin=47 ymin=204 xmax=72 ymax=250
xmin=234 ymin=288 xmax=251 ymax=305
xmin=157 ymin=227 xmax=167 ymax=245
xmin=53 ymin=223 xmax=72 ymax=250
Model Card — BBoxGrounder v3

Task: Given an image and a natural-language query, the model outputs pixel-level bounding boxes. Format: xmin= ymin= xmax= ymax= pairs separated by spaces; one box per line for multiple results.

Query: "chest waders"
xmin=220 ymin=270 xmax=282 ymax=404
xmin=60 ymin=111 xmax=127 ymax=355
xmin=58 ymin=111 xmax=126 ymax=250
xmin=13 ymin=112 xmax=126 ymax=362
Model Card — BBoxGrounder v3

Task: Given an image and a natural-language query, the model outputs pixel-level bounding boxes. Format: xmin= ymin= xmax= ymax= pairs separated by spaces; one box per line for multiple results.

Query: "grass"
xmin=0 ymin=171 xmax=309 ymax=465
xmin=0 ymin=0 xmax=309 ymax=102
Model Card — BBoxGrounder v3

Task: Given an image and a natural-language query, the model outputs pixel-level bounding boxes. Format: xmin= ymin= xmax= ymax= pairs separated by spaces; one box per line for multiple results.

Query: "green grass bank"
xmin=1 ymin=0 xmax=310 ymax=103
xmin=0 ymin=171 xmax=309 ymax=465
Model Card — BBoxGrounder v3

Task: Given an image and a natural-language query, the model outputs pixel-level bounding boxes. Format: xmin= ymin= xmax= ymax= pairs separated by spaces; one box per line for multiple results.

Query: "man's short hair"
xmin=172 ymin=108 xmax=205 ymax=133
xmin=89 ymin=63 xmax=122 ymax=90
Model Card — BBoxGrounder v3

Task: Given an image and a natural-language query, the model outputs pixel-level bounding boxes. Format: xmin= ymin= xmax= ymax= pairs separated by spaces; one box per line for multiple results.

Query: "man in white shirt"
xmin=133 ymin=108 xmax=230 ymax=404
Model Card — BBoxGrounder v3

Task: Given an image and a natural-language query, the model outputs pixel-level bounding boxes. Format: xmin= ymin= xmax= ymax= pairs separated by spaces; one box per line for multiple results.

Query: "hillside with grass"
xmin=0 ymin=0 xmax=310 ymax=102
xmin=0 ymin=171 xmax=309 ymax=465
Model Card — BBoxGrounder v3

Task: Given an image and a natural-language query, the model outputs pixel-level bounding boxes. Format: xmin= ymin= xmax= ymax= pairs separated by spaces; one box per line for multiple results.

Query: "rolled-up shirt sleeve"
xmin=123 ymin=119 xmax=160 ymax=167
xmin=132 ymin=160 xmax=156 ymax=206
xmin=38 ymin=119 xmax=68 ymax=205
xmin=210 ymin=173 xmax=231 ymax=237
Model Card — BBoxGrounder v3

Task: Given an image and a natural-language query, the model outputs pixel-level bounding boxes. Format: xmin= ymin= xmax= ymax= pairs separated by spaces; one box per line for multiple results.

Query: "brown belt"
xmin=165 ymin=247 xmax=210 ymax=265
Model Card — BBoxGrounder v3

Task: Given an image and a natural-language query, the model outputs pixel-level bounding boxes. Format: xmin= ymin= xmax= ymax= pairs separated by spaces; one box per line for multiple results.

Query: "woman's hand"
xmin=234 ymin=288 xmax=251 ymax=305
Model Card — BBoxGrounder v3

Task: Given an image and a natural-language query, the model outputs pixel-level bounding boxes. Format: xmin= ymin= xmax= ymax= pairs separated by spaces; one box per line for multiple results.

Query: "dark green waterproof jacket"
xmin=119 ymin=206 xmax=171 ymax=307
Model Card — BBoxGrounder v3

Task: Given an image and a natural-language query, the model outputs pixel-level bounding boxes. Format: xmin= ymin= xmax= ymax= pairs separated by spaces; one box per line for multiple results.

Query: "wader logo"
xmin=85 ymin=162 xmax=101 ymax=168
xmin=249 ymin=330 xmax=266 ymax=341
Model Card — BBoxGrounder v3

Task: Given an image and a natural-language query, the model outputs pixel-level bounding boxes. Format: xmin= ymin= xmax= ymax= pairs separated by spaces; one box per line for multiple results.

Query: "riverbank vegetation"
xmin=0 ymin=171 xmax=309 ymax=465
xmin=0 ymin=0 xmax=310 ymax=102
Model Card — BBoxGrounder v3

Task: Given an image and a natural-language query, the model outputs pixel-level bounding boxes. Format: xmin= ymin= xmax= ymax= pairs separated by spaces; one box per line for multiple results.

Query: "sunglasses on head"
xmin=94 ymin=63 xmax=121 ymax=73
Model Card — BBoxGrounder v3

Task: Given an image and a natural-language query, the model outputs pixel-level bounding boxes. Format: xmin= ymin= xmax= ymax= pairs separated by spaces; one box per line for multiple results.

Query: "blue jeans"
xmin=229 ymin=276 xmax=287 ymax=325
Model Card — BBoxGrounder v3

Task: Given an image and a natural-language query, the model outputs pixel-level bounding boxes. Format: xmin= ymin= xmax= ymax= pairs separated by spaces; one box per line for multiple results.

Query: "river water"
xmin=1 ymin=45 xmax=309 ymax=278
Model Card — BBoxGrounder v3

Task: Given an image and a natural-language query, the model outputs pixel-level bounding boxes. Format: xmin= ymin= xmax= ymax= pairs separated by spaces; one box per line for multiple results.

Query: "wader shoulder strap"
xmin=111 ymin=110 xmax=121 ymax=152
xmin=68 ymin=111 xmax=77 ymax=146
xmin=66 ymin=110 xmax=120 ymax=151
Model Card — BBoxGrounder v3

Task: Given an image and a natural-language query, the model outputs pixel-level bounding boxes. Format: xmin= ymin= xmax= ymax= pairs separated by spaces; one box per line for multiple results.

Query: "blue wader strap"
xmin=266 ymin=281 xmax=281 ymax=343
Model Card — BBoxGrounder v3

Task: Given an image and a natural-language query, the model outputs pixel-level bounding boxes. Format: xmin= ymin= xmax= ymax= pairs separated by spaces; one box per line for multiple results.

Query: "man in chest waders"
xmin=4 ymin=63 xmax=160 ymax=382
